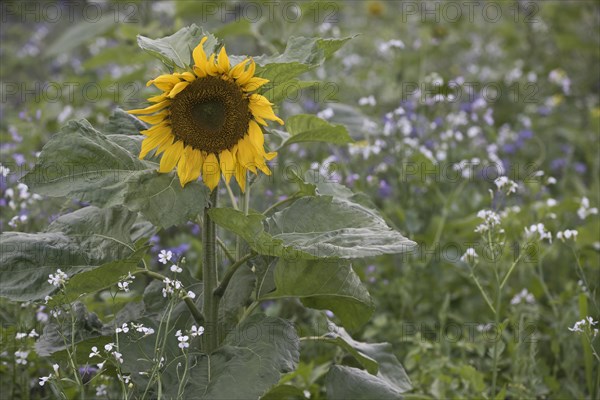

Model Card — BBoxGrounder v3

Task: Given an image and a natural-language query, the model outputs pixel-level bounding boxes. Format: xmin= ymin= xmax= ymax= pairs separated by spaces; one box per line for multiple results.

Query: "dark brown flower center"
xmin=170 ymin=76 xmax=250 ymax=153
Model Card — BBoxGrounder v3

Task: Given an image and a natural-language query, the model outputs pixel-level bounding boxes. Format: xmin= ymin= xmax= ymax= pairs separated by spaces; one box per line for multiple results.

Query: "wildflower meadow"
xmin=0 ymin=1 xmax=599 ymax=399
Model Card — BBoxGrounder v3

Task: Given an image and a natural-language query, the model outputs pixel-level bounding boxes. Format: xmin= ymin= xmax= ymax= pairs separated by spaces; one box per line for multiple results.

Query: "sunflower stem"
xmin=202 ymin=188 xmax=219 ymax=353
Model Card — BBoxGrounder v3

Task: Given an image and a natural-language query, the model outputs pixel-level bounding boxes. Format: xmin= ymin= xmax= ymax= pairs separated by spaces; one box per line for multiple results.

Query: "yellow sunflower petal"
xmin=178 ymin=71 xmax=197 ymax=82
xmin=202 ymin=152 xmax=221 ymax=190
xmin=192 ymin=37 xmax=209 ymax=70
xmin=217 ymin=46 xmax=230 ymax=73
xmin=248 ymin=120 xmax=265 ymax=151
xmin=264 ymin=151 xmax=277 ymax=161
xmin=127 ymin=100 xmax=170 ymax=115
xmin=168 ymin=81 xmax=190 ymax=98
xmin=242 ymin=77 xmax=269 ymax=92
xmin=177 ymin=146 xmax=203 ymax=186
xmin=236 ymin=136 xmax=258 ymax=173
xmin=147 ymin=74 xmax=181 ymax=91
xmin=235 ymin=163 xmax=247 ymax=193
xmin=148 ymin=93 xmax=168 ymax=103
xmin=219 ymin=148 xmax=235 ymax=183
xmin=159 ymin=140 xmax=184 ymax=173
xmin=254 ymin=158 xmax=271 ymax=175
xmin=139 ymin=130 xmax=172 ymax=159
xmin=229 ymin=59 xmax=251 ymax=79
xmin=249 ymin=94 xmax=284 ymax=125
xmin=141 ymin=121 xmax=170 ymax=136
xmin=205 ymin=54 xmax=219 ymax=76
xmin=193 ymin=65 xmax=207 ymax=78
xmin=137 ymin=110 xmax=169 ymax=125
xmin=236 ymin=59 xmax=256 ymax=86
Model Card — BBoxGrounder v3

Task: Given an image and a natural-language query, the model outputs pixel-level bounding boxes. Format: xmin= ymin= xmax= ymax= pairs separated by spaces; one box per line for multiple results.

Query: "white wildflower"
xmin=460 ymin=248 xmax=478 ymax=264
xmin=177 ymin=334 xmax=190 ymax=350
xmin=15 ymin=350 xmax=29 ymax=365
xmin=577 ymin=197 xmax=598 ymax=220
xmin=524 ymin=223 xmax=552 ymax=243
xmin=39 ymin=376 xmax=51 ymax=386
xmin=317 ymin=108 xmax=334 ymax=120
xmin=556 ymin=229 xmax=578 ymax=242
xmin=475 ymin=209 xmax=502 ymax=233
xmin=96 ymin=384 xmax=108 ymax=396
xmin=112 ymin=351 xmax=124 ymax=364
xmin=158 ymin=249 xmax=173 ymax=264
xmin=47 ymin=269 xmax=68 ymax=287
xmin=358 ymin=95 xmax=377 ymax=106
xmin=190 ymin=325 xmax=205 ymax=337
xmin=186 ymin=290 xmax=196 ymax=299
xmin=510 ymin=289 xmax=536 ymax=305
xmin=89 ymin=346 xmax=100 ymax=358
xmin=115 ymin=323 xmax=129 ymax=334
xmin=170 ymin=264 xmax=183 ymax=273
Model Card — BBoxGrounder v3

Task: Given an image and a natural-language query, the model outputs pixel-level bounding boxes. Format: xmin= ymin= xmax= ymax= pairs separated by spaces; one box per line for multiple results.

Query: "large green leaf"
xmin=183 ymin=314 xmax=299 ymax=399
xmin=262 ymin=259 xmax=373 ymax=330
xmin=275 ymin=114 xmax=353 ymax=147
xmin=0 ymin=206 xmax=138 ymax=301
xmin=262 ymin=79 xmax=318 ymax=104
xmin=266 ymin=196 xmax=417 ymax=259
xmin=22 ymin=119 xmax=209 ymax=228
xmin=208 ymin=209 xmax=300 ymax=258
xmin=255 ymin=36 xmax=352 ymax=92
xmin=326 ymin=365 xmax=408 ymax=400
xmin=255 ymin=36 xmax=352 ymax=68
xmin=210 ymin=196 xmax=416 ymax=259
xmin=35 ymin=302 xmax=111 ymax=357
xmin=218 ymin=263 xmax=256 ymax=338
xmin=103 ymin=108 xmax=148 ymax=136
xmin=324 ymin=322 xmax=412 ymax=392
xmin=50 ymin=248 xmax=146 ymax=305
xmin=137 ymin=24 xmax=218 ymax=68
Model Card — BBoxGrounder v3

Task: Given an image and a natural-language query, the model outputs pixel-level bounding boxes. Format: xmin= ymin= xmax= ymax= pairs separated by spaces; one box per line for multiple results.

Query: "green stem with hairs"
xmin=202 ymin=189 xmax=219 ymax=352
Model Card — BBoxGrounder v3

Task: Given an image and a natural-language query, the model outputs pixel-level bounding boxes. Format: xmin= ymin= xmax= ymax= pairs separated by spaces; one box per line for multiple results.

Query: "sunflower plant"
xmin=1 ymin=25 xmax=416 ymax=398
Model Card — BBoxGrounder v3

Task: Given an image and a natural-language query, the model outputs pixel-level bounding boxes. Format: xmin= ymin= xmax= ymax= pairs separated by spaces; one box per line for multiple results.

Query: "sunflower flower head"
xmin=128 ymin=37 xmax=283 ymax=191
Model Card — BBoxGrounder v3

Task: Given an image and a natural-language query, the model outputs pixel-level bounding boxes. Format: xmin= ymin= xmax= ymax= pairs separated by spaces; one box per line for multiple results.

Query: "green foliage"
xmin=22 ymin=119 xmax=210 ymax=228
xmin=0 ymin=206 xmax=138 ymax=301
xmin=263 ymin=259 xmax=374 ymax=331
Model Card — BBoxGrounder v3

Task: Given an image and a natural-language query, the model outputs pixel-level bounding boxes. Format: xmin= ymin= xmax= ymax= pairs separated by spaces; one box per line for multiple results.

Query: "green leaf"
xmin=277 ymin=114 xmax=353 ymax=147
xmin=262 ymin=80 xmax=318 ymax=104
xmin=22 ymin=119 xmax=209 ymax=228
xmin=0 ymin=206 xmax=137 ymax=301
xmin=265 ymin=196 xmax=417 ymax=258
xmin=121 ymin=171 xmax=209 ymax=228
xmin=326 ymin=365 xmax=407 ymax=400
xmin=218 ymin=264 xmax=256 ymax=338
xmin=255 ymin=36 xmax=352 ymax=67
xmin=208 ymin=209 xmax=300 ymax=258
xmin=183 ymin=314 xmax=299 ymax=399
xmin=137 ymin=24 xmax=218 ymax=69
xmin=263 ymin=259 xmax=373 ymax=331
xmin=211 ymin=196 xmax=416 ymax=259
xmin=50 ymin=248 xmax=146 ymax=305
xmin=255 ymin=36 xmax=353 ymax=88
xmin=36 ymin=302 xmax=109 ymax=357
xmin=261 ymin=384 xmax=306 ymax=400
xmin=103 ymin=108 xmax=148 ymax=136
xmin=324 ymin=323 xmax=378 ymax=374
xmin=325 ymin=322 xmax=412 ymax=391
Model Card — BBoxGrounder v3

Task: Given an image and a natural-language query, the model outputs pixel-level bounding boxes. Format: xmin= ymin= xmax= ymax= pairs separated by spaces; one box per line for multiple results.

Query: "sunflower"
xmin=128 ymin=37 xmax=283 ymax=191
